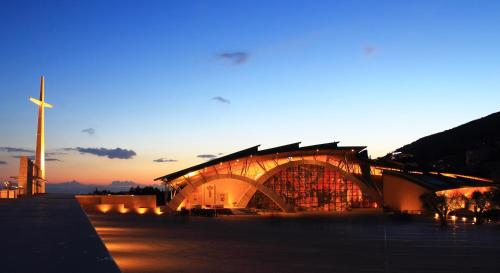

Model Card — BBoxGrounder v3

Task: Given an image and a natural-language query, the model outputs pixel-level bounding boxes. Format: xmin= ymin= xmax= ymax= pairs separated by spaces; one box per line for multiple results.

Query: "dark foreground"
xmin=88 ymin=211 xmax=500 ymax=273
xmin=0 ymin=194 xmax=120 ymax=273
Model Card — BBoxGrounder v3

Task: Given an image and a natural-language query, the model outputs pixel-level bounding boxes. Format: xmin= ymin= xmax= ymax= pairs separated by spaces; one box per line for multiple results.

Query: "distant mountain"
xmin=46 ymin=180 xmax=160 ymax=194
xmin=109 ymin=180 xmax=137 ymax=187
xmin=385 ymin=111 xmax=500 ymax=180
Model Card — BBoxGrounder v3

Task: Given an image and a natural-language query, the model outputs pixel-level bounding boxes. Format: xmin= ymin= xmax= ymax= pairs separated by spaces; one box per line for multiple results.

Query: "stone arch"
xmin=167 ymin=174 xmax=294 ymax=212
xmin=237 ymin=159 xmax=381 ymax=208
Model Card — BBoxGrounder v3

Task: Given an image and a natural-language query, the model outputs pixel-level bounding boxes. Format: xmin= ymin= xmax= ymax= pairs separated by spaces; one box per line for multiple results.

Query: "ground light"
xmin=136 ymin=208 xmax=148 ymax=215
xmin=97 ymin=204 xmax=113 ymax=214
xmin=154 ymin=207 xmax=163 ymax=215
xmin=119 ymin=207 xmax=130 ymax=214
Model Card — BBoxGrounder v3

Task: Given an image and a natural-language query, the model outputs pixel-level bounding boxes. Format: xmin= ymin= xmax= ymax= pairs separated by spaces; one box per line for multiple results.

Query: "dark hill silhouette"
xmin=387 ymin=111 xmax=500 ymax=180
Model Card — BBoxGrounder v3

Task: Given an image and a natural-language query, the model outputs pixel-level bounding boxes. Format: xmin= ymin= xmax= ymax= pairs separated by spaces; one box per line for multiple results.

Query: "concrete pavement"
xmin=0 ymin=194 xmax=121 ymax=273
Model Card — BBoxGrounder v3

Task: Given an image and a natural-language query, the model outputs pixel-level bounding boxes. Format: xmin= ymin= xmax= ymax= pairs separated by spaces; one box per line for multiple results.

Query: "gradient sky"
xmin=1 ymin=0 xmax=499 ymax=185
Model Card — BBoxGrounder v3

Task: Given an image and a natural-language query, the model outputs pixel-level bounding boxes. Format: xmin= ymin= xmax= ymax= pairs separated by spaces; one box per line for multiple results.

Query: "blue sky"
xmin=1 ymin=0 xmax=499 ymax=184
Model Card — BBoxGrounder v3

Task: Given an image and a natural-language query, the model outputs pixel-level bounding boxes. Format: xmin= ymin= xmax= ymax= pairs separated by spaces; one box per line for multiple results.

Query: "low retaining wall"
xmin=76 ymin=195 xmax=157 ymax=213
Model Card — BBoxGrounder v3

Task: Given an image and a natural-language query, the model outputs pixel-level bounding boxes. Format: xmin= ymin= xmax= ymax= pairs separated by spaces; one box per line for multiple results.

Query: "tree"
xmin=448 ymin=192 xmax=467 ymax=212
xmin=483 ymin=189 xmax=500 ymax=222
xmin=489 ymin=189 xmax=500 ymax=209
xmin=420 ymin=192 xmax=465 ymax=226
xmin=420 ymin=193 xmax=448 ymax=225
xmin=470 ymin=191 xmax=488 ymax=224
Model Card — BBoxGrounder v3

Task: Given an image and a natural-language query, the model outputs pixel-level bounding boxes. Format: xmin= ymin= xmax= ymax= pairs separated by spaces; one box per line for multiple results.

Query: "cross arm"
xmin=29 ymin=97 xmax=53 ymax=108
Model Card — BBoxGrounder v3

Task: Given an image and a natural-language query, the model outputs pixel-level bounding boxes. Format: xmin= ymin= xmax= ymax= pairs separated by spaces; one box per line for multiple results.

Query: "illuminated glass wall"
xmin=250 ymin=164 xmax=375 ymax=211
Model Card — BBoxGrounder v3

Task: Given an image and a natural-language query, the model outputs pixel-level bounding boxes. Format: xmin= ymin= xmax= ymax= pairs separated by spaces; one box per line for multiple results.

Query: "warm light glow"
xmin=254 ymin=172 xmax=263 ymax=179
xmin=473 ymin=217 xmax=477 ymax=223
xmin=104 ymin=242 xmax=157 ymax=253
xmin=94 ymin=227 xmax=129 ymax=234
xmin=136 ymin=207 xmax=148 ymax=214
xmin=97 ymin=204 xmax=113 ymax=213
xmin=163 ymin=150 xmax=372 ymax=212
xmin=119 ymin=207 xmax=130 ymax=214
xmin=436 ymin=187 xmax=493 ymax=198
xmin=462 ymin=217 xmax=467 ymax=222
xmin=434 ymin=213 xmax=439 ymax=219
xmin=429 ymin=172 xmax=493 ymax=182
xmin=451 ymin=215 xmax=456 ymax=221
xmin=166 ymin=152 xmax=366 ymax=189
xmin=154 ymin=207 xmax=163 ymax=215
xmin=29 ymin=96 xmax=54 ymax=108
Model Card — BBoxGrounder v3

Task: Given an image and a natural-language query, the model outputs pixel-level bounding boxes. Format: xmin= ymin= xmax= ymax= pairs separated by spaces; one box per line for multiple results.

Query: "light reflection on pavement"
xmin=88 ymin=212 xmax=500 ymax=273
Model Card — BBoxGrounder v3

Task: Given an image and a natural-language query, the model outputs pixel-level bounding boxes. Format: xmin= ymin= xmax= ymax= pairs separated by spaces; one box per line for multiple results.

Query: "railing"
xmin=0 ymin=188 xmax=22 ymax=199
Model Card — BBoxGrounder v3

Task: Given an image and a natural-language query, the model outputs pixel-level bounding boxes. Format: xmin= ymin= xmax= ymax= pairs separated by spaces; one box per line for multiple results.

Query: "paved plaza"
xmin=89 ymin=212 xmax=500 ymax=273
xmin=0 ymin=194 xmax=120 ymax=273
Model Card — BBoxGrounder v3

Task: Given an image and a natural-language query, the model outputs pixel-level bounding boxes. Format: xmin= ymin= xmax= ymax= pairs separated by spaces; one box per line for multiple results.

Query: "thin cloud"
xmin=12 ymin=154 xmax=61 ymax=161
xmin=364 ymin=46 xmax=376 ymax=56
xmin=153 ymin=158 xmax=178 ymax=163
xmin=82 ymin=128 xmax=95 ymax=135
xmin=46 ymin=158 xmax=61 ymax=162
xmin=46 ymin=152 xmax=65 ymax=156
xmin=68 ymin=147 xmax=136 ymax=159
xmin=0 ymin=160 xmax=6 ymax=165
xmin=12 ymin=155 xmax=35 ymax=160
xmin=212 ymin=96 xmax=230 ymax=104
xmin=109 ymin=181 xmax=136 ymax=187
xmin=0 ymin=147 xmax=34 ymax=153
xmin=197 ymin=154 xmax=218 ymax=159
xmin=217 ymin=51 xmax=250 ymax=65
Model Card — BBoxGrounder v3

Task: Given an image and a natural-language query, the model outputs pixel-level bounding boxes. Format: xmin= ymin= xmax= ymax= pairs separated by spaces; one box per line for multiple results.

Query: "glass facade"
xmin=250 ymin=164 xmax=375 ymax=211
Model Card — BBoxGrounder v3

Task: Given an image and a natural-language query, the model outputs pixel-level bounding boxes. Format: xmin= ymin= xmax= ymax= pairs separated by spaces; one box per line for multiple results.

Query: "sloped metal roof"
xmin=154 ymin=142 xmax=366 ymax=181
xmin=384 ymin=171 xmax=495 ymax=191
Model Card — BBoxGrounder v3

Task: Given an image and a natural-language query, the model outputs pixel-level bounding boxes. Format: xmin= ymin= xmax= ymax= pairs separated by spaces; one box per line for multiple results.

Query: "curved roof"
xmin=154 ymin=142 xmax=367 ymax=181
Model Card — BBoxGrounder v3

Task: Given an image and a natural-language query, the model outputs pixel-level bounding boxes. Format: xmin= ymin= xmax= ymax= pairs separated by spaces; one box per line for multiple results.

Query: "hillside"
xmin=388 ymin=111 xmax=500 ymax=179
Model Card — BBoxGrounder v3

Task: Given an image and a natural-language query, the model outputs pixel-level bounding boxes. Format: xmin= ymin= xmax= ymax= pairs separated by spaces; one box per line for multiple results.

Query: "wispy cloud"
xmin=110 ymin=180 xmax=136 ymax=187
xmin=364 ymin=46 xmax=376 ymax=56
xmin=197 ymin=154 xmax=218 ymax=159
xmin=12 ymin=155 xmax=35 ymax=160
xmin=46 ymin=158 xmax=61 ymax=162
xmin=153 ymin=158 xmax=178 ymax=163
xmin=212 ymin=96 xmax=230 ymax=104
xmin=0 ymin=160 xmax=6 ymax=165
xmin=217 ymin=51 xmax=250 ymax=65
xmin=67 ymin=147 xmax=136 ymax=159
xmin=82 ymin=128 xmax=95 ymax=135
xmin=0 ymin=147 xmax=34 ymax=153
xmin=12 ymin=155 xmax=61 ymax=162
xmin=46 ymin=152 xmax=65 ymax=156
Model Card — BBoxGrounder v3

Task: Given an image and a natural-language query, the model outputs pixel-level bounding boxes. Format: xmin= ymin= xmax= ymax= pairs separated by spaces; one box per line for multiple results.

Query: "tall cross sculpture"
xmin=29 ymin=76 xmax=53 ymax=192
